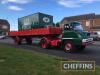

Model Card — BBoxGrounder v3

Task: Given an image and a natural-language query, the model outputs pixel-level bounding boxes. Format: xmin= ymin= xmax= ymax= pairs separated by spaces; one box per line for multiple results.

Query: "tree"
xmin=56 ymin=22 xmax=60 ymax=27
xmin=53 ymin=22 xmax=55 ymax=27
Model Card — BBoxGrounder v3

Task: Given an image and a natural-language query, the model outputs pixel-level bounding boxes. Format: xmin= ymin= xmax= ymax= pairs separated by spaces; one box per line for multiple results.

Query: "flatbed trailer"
xmin=9 ymin=27 xmax=62 ymax=49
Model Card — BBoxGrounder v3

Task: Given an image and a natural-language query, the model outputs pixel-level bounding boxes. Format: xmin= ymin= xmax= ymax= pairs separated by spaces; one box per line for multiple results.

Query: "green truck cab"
xmin=61 ymin=22 xmax=93 ymax=52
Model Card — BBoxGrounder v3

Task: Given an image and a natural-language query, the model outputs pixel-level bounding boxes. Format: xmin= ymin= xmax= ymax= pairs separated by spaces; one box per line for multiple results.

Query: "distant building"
xmin=60 ymin=13 xmax=100 ymax=32
xmin=0 ymin=19 xmax=10 ymax=36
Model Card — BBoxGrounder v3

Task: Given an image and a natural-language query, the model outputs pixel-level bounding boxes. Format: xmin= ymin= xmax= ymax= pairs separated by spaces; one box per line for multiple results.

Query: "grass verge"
xmin=0 ymin=44 xmax=100 ymax=75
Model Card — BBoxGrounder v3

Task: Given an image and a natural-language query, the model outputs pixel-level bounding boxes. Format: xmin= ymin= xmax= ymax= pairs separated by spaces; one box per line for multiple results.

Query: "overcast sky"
xmin=0 ymin=0 xmax=100 ymax=30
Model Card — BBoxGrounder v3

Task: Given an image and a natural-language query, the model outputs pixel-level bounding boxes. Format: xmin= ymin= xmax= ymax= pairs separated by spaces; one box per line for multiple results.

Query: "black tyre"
xmin=14 ymin=37 xmax=22 ymax=45
xmin=26 ymin=38 xmax=32 ymax=45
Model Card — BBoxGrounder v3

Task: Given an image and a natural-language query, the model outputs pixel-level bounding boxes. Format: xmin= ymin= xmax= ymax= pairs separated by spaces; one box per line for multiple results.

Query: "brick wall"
xmin=93 ymin=18 xmax=100 ymax=26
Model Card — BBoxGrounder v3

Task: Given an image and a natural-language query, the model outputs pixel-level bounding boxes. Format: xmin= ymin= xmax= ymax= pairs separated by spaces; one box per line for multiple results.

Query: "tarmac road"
xmin=0 ymin=38 xmax=100 ymax=66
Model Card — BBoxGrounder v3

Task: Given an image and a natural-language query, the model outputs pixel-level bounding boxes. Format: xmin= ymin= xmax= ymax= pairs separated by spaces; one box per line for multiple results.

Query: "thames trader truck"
xmin=9 ymin=12 xmax=93 ymax=53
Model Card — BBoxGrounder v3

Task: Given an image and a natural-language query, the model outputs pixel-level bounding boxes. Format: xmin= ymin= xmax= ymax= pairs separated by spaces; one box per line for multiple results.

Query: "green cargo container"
xmin=18 ymin=12 xmax=53 ymax=30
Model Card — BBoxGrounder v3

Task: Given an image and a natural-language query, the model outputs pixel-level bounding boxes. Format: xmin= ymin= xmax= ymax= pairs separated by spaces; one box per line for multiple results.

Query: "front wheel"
xmin=64 ymin=41 xmax=76 ymax=53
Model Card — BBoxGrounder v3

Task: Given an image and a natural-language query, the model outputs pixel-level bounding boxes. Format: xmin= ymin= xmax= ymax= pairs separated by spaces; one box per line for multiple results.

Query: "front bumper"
xmin=82 ymin=38 xmax=93 ymax=46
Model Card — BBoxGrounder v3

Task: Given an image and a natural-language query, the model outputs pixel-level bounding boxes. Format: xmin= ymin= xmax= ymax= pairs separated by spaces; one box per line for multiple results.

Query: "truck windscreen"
xmin=73 ymin=23 xmax=83 ymax=31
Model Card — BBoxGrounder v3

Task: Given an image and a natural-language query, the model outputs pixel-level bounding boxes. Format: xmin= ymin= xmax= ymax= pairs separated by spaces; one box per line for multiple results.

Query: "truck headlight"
xmin=82 ymin=39 xmax=88 ymax=42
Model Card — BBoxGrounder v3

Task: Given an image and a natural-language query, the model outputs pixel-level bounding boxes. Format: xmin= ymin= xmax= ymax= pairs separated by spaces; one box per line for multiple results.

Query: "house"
xmin=60 ymin=13 xmax=100 ymax=32
xmin=0 ymin=19 xmax=10 ymax=36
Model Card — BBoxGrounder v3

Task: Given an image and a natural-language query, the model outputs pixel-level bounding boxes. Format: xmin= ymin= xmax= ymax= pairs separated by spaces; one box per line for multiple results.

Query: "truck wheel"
xmin=40 ymin=39 xmax=49 ymax=49
xmin=64 ymin=41 xmax=75 ymax=53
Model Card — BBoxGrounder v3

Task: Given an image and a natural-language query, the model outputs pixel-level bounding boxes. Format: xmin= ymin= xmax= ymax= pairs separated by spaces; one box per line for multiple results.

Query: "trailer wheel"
xmin=40 ymin=39 xmax=49 ymax=49
xmin=14 ymin=37 xmax=22 ymax=45
xmin=64 ymin=41 xmax=75 ymax=53
xmin=26 ymin=38 xmax=32 ymax=45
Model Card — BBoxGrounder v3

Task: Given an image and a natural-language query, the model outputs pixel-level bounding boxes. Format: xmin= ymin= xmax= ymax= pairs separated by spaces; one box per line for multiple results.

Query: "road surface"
xmin=0 ymin=38 xmax=100 ymax=66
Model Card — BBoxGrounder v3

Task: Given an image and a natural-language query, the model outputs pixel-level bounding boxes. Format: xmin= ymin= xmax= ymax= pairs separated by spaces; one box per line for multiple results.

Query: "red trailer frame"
xmin=9 ymin=27 xmax=61 ymax=36
xmin=9 ymin=27 xmax=62 ymax=48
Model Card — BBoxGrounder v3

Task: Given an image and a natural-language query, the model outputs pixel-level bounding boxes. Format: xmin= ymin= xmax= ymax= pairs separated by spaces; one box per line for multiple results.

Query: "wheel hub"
xmin=65 ymin=43 xmax=72 ymax=51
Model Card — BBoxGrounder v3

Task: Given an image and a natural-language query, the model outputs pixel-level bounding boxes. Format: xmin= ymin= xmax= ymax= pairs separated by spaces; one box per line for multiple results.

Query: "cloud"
xmin=8 ymin=6 xmax=23 ymax=11
xmin=58 ymin=0 xmax=100 ymax=8
xmin=0 ymin=0 xmax=31 ymax=11
xmin=80 ymin=0 xmax=100 ymax=3
xmin=58 ymin=0 xmax=80 ymax=8
xmin=1 ymin=0 xmax=30 ymax=4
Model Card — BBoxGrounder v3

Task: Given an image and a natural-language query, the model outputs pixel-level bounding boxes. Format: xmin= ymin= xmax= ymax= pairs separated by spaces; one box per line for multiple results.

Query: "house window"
xmin=86 ymin=20 xmax=90 ymax=26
